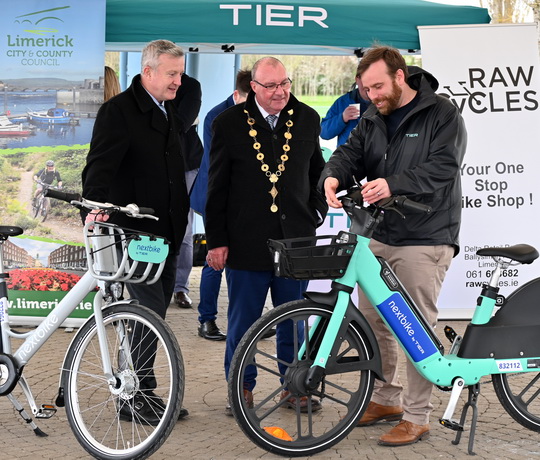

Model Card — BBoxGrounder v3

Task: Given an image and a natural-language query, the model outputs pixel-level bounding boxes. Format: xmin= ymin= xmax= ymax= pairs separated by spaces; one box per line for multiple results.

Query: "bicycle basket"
xmin=268 ymin=231 xmax=356 ymax=280
xmin=84 ymin=222 xmax=170 ymax=284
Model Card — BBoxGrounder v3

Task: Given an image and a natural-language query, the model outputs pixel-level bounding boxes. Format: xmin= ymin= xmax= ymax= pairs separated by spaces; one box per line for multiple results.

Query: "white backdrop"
xmin=420 ymin=23 xmax=540 ymax=318
xmin=312 ymin=24 xmax=540 ymax=319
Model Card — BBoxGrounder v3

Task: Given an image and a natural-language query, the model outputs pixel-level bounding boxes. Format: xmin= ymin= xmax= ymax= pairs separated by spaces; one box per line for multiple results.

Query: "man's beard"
xmin=374 ymin=80 xmax=402 ymax=115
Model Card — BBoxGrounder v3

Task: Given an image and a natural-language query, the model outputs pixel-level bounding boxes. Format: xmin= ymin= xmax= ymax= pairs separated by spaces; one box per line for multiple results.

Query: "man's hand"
xmin=323 ymin=177 xmax=342 ymax=208
xmin=342 ymin=105 xmax=360 ymax=122
xmin=85 ymin=209 xmax=109 ymax=224
xmin=207 ymin=246 xmax=228 ymax=271
xmin=361 ymin=178 xmax=390 ymax=204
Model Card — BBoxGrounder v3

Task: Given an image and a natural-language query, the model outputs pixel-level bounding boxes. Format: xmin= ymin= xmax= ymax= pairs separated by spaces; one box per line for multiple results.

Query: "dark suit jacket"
xmin=190 ymin=95 xmax=235 ymax=220
xmin=206 ymin=91 xmax=328 ymax=271
xmin=171 ymin=73 xmax=203 ymax=173
xmin=82 ymin=74 xmax=189 ymax=252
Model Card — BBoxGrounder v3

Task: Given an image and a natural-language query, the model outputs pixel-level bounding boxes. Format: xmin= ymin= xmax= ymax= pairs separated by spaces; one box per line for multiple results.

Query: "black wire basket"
xmin=268 ymin=232 xmax=357 ymax=280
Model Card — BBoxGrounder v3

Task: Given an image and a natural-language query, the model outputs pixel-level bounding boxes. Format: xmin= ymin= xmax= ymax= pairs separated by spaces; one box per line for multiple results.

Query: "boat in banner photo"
xmin=27 ymin=107 xmax=80 ymax=126
xmin=0 ymin=115 xmax=33 ymax=137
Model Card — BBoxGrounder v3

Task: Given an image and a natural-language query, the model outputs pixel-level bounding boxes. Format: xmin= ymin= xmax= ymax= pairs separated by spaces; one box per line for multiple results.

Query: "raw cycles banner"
xmin=1 ymin=0 xmax=106 ymax=326
xmin=420 ymin=23 xmax=540 ymax=318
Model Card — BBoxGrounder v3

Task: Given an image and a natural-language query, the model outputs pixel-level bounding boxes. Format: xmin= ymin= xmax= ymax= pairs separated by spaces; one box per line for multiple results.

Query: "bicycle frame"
xmin=307 ymin=205 xmax=540 ymax=388
xmin=2 ymin=272 xmax=97 ymax=365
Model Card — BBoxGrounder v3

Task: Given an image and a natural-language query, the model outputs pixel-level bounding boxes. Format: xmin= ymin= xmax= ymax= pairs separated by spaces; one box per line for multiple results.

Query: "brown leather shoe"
xmin=280 ymin=390 xmax=322 ymax=413
xmin=225 ymin=389 xmax=253 ymax=416
xmin=378 ymin=420 xmax=430 ymax=446
xmin=357 ymin=401 xmax=403 ymax=426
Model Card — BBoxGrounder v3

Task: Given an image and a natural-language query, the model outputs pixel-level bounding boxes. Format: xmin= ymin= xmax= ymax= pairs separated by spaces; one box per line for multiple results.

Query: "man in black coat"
xmin=321 ymin=46 xmax=466 ymax=446
xmin=205 ymin=57 xmax=328 ymax=414
xmin=82 ymin=39 xmax=189 ymax=424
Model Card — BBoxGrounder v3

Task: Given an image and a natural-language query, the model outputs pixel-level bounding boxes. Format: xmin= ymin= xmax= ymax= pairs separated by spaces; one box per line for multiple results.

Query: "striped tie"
xmin=159 ymin=102 xmax=167 ymax=120
xmin=266 ymin=114 xmax=277 ymax=129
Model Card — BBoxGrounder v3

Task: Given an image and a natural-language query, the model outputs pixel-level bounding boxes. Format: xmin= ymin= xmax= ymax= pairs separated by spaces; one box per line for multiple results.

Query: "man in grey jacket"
xmin=320 ymin=45 xmax=467 ymax=447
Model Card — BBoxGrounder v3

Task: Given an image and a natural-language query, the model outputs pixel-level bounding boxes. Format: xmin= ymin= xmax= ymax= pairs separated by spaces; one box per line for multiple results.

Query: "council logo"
xmin=14 ymin=5 xmax=70 ymax=36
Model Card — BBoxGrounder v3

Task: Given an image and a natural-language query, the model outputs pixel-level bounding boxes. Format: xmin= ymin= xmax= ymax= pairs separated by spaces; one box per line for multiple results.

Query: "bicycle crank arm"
xmin=439 ymin=377 xmax=465 ymax=431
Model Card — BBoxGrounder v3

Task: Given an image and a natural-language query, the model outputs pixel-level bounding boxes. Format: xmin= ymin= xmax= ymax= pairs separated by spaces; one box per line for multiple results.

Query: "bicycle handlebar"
xmin=391 ymin=196 xmax=432 ymax=214
xmin=44 ymin=188 xmax=158 ymax=221
xmin=340 ymin=185 xmax=432 ymax=215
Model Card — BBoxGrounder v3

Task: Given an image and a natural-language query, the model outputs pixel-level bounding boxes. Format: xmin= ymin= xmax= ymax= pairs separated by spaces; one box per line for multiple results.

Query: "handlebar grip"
xmin=394 ymin=196 xmax=432 ymax=214
xmin=44 ymin=188 xmax=82 ymax=203
xmin=138 ymin=207 xmax=155 ymax=215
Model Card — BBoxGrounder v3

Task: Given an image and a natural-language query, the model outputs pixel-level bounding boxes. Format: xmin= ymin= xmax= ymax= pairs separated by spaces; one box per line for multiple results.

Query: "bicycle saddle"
xmin=477 ymin=244 xmax=538 ymax=264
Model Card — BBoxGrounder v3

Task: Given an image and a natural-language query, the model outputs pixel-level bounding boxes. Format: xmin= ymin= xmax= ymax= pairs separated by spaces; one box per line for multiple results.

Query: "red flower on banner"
xmin=7 ymin=268 xmax=82 ymax=291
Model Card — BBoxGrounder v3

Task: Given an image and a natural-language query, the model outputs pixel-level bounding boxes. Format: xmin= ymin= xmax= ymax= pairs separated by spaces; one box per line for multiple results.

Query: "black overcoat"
xmin=206 ymin=91 xmax=328 ymax=271
xmin=82 ymin=74 xmax=189 ymax=252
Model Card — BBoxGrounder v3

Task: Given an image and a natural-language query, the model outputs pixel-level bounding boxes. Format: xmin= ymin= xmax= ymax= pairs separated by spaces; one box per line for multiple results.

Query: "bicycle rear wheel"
xmin=228 ymin=299 xmax=375 ymax=457
xmin=493 ymin=372 xmax=540 ymax=432
xmin=63 ymin=304 xmax=184 ymax=460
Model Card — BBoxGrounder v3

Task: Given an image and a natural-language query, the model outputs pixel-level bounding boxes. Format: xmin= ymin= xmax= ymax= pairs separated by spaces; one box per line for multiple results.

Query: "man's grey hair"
xmin=141 ymin=39 xmax=184 ymax=71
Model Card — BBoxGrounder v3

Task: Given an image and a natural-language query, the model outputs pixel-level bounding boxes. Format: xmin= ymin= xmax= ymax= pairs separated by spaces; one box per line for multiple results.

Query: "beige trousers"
xmin=359 ymin=240 xmax=454 ymax=425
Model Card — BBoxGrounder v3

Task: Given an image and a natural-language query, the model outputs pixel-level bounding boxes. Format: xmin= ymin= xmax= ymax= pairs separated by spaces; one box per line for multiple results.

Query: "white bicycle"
xmin=0 ymin=190 xmax=184 ymax=460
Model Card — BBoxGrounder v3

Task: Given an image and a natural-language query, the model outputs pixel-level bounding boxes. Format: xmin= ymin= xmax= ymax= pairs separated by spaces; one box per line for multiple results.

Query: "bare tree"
xmin=241 ymin=55 xmax=358 ymax=97
xmin=481 ymin=0 xmax=539 ymax=52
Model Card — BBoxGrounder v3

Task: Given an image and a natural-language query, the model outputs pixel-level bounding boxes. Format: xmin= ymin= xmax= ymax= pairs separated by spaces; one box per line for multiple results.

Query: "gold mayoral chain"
xmin=245 ymin=108 xmax=294 ymax=213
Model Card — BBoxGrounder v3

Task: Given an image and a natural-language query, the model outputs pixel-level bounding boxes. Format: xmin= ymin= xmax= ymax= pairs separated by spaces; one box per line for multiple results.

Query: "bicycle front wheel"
xmin=33 ymin=197 xmax=42 ymax=219
xmin=493 ymin=371 xmax=540 ymax=432
xmin=229 ymin=299 xmax=375 ymax=457
xmin=63 ymin=304 xmax=184 ymax=460
xmin=40 ymin=197 xmax=50 ymax=222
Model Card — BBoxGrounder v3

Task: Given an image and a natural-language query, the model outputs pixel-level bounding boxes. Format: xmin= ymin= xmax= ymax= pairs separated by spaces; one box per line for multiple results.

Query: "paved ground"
xmin=1 ymin=266 xmax=540 ymax=459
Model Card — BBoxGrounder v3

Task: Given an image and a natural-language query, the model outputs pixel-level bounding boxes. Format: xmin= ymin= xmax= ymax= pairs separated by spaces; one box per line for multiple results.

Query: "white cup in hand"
xmin=349 ymin=103 xmax=360 ymax=118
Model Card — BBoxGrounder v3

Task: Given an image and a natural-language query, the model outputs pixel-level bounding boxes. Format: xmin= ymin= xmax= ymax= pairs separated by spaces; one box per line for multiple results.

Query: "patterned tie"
xmin=266 ymin=114 xmax=277 ymax=129
xmin=159 ymin=102 xmax=168 ymax=120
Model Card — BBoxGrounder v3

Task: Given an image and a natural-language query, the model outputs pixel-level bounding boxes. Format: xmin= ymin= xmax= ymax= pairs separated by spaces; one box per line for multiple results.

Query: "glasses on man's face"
xmin=253 ymin=78 xmax=292 ymax=92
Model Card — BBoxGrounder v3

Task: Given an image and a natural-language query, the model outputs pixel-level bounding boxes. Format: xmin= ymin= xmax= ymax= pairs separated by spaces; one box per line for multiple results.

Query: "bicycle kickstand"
xmin=6 ymin=393 xmax=47 ymax=437
xmin=452 ymin=383 xmax=481 ymax=455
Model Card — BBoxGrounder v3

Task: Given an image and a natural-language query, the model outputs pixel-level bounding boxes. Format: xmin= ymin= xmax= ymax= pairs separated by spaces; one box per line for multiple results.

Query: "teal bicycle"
xmin=228 ymin=184 xmax=540 ymax=456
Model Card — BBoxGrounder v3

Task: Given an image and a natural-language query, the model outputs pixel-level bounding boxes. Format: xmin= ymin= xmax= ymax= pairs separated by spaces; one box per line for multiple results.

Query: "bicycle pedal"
xmin=444 ymin=325 xmax=457 ymax=344
xmin=36 ymin=404 xmax=57 ymax=419
xmin=439 ymin=418 xmax=463 ymax=431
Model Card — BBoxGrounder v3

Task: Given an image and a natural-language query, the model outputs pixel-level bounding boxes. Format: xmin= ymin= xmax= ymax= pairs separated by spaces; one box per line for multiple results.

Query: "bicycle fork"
xmin=303 ymin=290 xmax=353 ymax=390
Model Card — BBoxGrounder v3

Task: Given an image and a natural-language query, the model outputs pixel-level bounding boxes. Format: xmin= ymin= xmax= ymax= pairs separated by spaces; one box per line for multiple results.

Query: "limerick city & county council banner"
xmin=0 ymin=0 xmax=106 ymax=326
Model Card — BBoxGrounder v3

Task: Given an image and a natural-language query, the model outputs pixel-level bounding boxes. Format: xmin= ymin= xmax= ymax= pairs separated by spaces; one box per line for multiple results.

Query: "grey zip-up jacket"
xmin=319 ymin=67 xmax=467 ymax=255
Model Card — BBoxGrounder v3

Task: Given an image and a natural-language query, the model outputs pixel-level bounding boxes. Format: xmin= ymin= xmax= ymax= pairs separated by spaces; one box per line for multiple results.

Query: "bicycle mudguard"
xmin=303 ymin=289 xmax=384 ymax=381
xmin=458 ymin=277 xmax=540 ymax=359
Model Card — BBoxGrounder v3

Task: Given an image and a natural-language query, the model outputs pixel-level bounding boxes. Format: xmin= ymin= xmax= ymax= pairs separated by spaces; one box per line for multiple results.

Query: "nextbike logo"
xmin=220 ymin=4 xmax=329 ymax=28
xmin=377 ymin=293 xmax=438 ymax=362
xmin=386 ymin=299 xmax=415 ymax=337
xmin=8 ymin=5 xmax=74 ymax=48
xmin=439 ymin=66 xmax=539 ymax=115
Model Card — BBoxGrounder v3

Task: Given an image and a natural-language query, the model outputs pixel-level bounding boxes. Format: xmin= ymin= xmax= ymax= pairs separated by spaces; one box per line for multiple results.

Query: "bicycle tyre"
xmin=493 ymin=372 xmax=540 ymax=432
xmin=33 ymin=196 xmax=42 ymax=219
xmin=229 ymin=299 xmax=375 ymax=457
xmin=63 ymin=304 xmax=184 ymax=460
xmin=41 ymin=197 xmax=49 ymax=222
